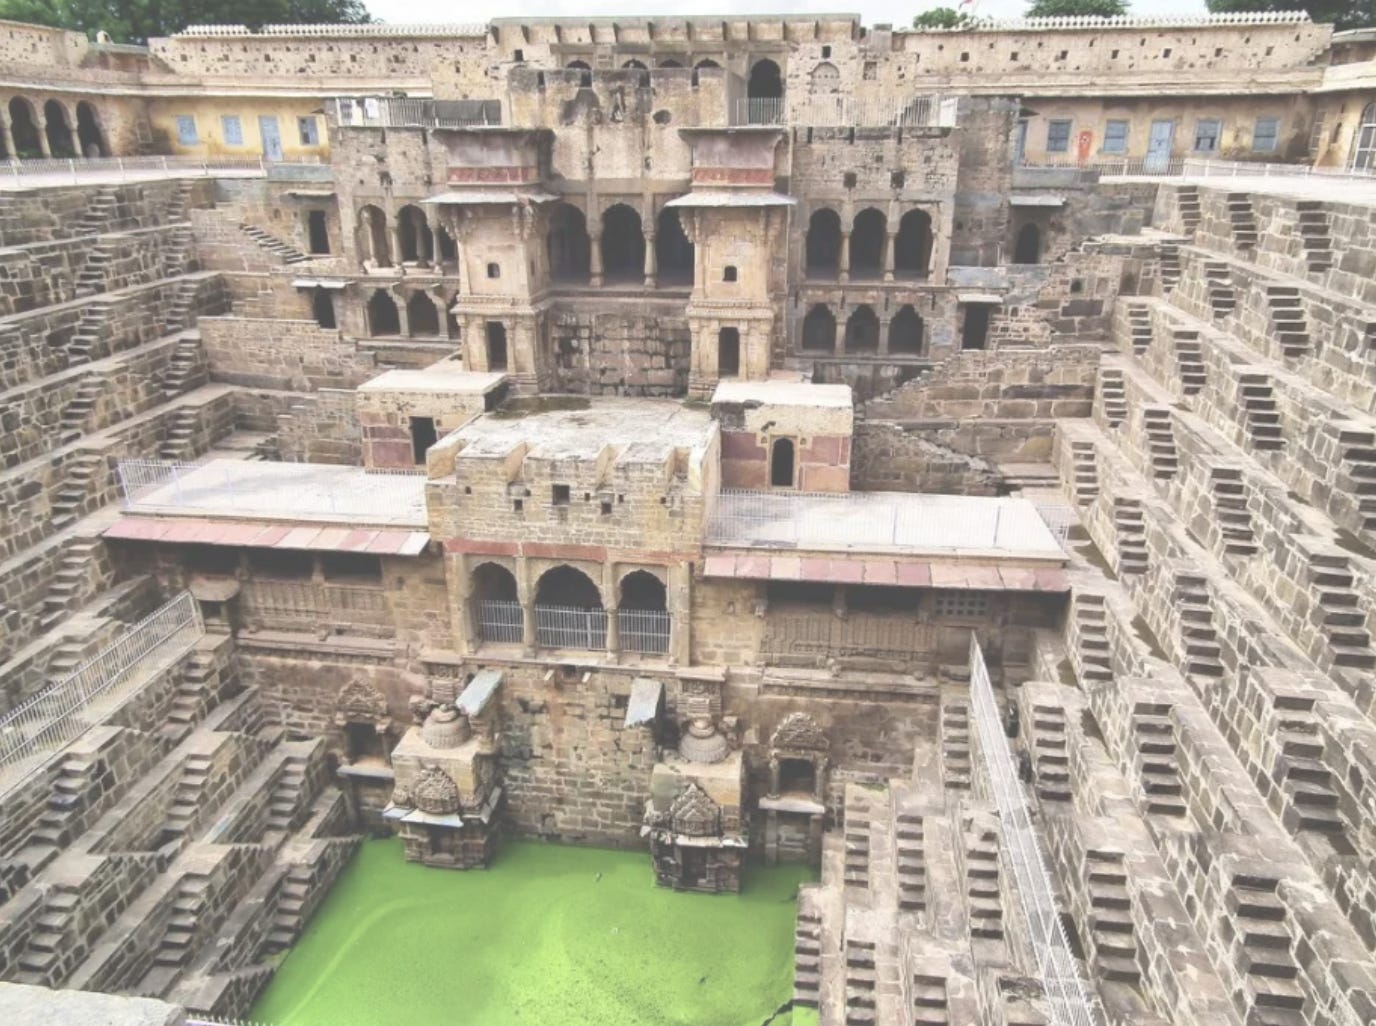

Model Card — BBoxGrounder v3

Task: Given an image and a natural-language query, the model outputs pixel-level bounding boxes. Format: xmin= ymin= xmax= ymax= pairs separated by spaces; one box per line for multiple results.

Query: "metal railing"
xmin=476 ymin=599 xmax=523 ymax=644
xmin=534 ymin=604 xmax=608 ymax=651
xmin=1033 ymin=504 xmax=1077 ymax=547
xmin=0 ymin=155 xmax=277 ymax=187
xmin=706 ymin=489 xmax=1064 ymax=557
xmin=731 ymin=97 xmax=786 ymax=126
xmin=1016 ymin=156 xmax=1376 ymax=182
xmin=0 ymin=592 xmax=203 ymax=780
xmin=331 ymin=97 xmax=503 ymax=129
xmin=618 ymin=608 xmax=670 ymax=655
xmin=968 ymin=635 xmax=1098 ymax=1026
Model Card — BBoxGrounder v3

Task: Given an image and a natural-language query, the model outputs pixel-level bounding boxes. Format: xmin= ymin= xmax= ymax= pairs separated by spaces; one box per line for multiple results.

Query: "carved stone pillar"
xmin=0 ymin=121 xmax=15 ymax=160
xmin=35 ymin=114 xmax=51 ymax=158
xmin=643 ymin=231 xmax=657 ymax=288
xmin=839 ymin=231 xmax=851 ymax=284
xmin=589 ymin=232 xmax=603 ymax=287
xmin=883 ymin=231 xmax=896 ymax=283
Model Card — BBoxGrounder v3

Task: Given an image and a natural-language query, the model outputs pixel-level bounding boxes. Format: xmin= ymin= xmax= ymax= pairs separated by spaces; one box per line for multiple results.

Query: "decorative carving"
xmin=678 ymin=694 xmax=729 ymax=764
xmin=421 ymin=705 xmax=471 ymax=749
xmin=670 ymin=783 xmax=720 ymax=837
xmin=336 ymin=678 xmax=388 ymax=724
xmin=412 ymin=764 xmax=462 ymax=816
xmin=771 ymin=712 xmax=829 ymax=753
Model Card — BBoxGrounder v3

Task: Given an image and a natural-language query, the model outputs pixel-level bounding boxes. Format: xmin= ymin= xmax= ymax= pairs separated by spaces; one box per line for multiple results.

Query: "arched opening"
xmin=485 ymin=322 xmax=508 ymax=371
xmin=311 ymin=287 xmax=336 ymax=329
xmin=770 ymin=438 xmax=796 ymax=488
xmin=717 ymin=327 xmax=741 ymax=377
xmin=659 ymin=59 xmax=684 ymax=69
xmin=894 ymin=209 xmax=933 ymax=279
xmin=691 ymin=59 xmax=720 ymax=87
xmin=778 ymin=757 xmax=816 ymax=796
xmin=600 ymin=203 xmax=645 ymax=284
xmin=747 ymin=58 xmax=783 ymax=100
xmin=619 ymin=569 xmax=668 ymax=654
xmin=472 ymin=562 xmax=521 ymax=643
xmin=850 ymin=208 xmax=886 ymax=280
xmin=547 ymin=203 xmax=591 ymax=284
xmin=1354 ymin=102 xmax=1376 ymax=171
xmin=306 ymin=210 xmax=330 ymax=254
xmin=845 ymin=305 xmax=880 ymax=353
xmin=655 ymin=207 xmax=694 ymax=286
xmin=889 ymin=305 xmax=924 ymax=355
xmin=7 ymin=98 xmax=41 ymax=157
xmin=810 ymin=62 xmax=840 ymax=91
xmin=407 ymin=292 xmax=440 ymax=337
xmin=535 ymin=565 xmax=606 ymax=649
xmin=410 ymin=417 xmax=437 ymax=464
xmin=801 ymin=304 xmax=836 ymax=352
xmin=436 ymin=226 xmax=458 ymax=268
xmin=75 ymin=101 xmax=106 ymax=157
xmin=356 ymin=205 xmax=391 ymax=267
xmin=43 ymin=100 xmax=75 ymax=157
xmin=366 ymin=290 xmax=400 ymax=336
xmin=805 ymin=208 xmax=842 ymax=278
xmin=397 ymin=205 xmax=433 ymax=265
xmin=566 ymin=60 xmax=593 ymax=88
xmin=622 ymin=59 xmax=650 ymax=88
xmin=1014 ymin=223 xmax=1042 ymax=265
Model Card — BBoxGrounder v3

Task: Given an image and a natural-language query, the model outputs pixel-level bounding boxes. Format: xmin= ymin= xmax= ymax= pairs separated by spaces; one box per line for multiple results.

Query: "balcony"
xmin=331 ymin=97 xmax=502 ymax=129
xmin=476 ymin=600 xmax=670 ymax=656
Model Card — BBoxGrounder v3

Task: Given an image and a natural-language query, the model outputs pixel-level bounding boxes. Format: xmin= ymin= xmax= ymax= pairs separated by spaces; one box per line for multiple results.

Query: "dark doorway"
xmin=961 ymin=305 xmax=992 ymax=350
xmin=748 ymin=59 xmax=783 ymax=99
xmin=437 ymin=227 xmax=457 ymax=267
xmin=801 ymin=305 xmax=836 ymax=352
xmin=43 ymin=100 xmax=74 ymax=157
xmin=408 ymin=293 xmax=440 ymax=337
xmin=894 ymin=209 xmax=933 ymax=279
xmin=805 ymin=209 xmax=841 ymax=277
xmin=311 ymin=287 xmax=336 ymax=329
xmin=567 ymin=60 xmax=593 ymax=87
xmin=770 ymin=438 xmax=796 ymax=488
xmin=718 ymin=327 xmax=741 ymax=376
xmin=779 ymin=757 xmax=816 ymax=796
xmin=410 ymin=416 xmax=437 ymax=464
xmin=548 ymin=203 xmax=591 ymax=283
xmin=850 ymin=209 xmax=886 ymax=279
xmin=344 ymin=722 xmax=382 ymax=763
xmin=75 ymin=102 xmax=107 ymax=157
xmin=601 ymin=204 xmax=645 ymax=283
xmin=367 ymin=289 xmax=400 ymax=336
xmin=889 ymin=305 xmax=923 ymax=355
xmin=655 ymin=207 xmax=694 ymax=286
xmin=622 ymin=58 xmax=650 ymax=88
xmin=1014 ymin=223 xmax=1042 ymax=264
xmin=486 ymin=321 xmax=508 ymax=370
xmin=536 ymin=565 xmax=602 ymax=607
xmin=397 ymin=205 xmax=433 ymax=265
xmin=8 ymin=98 xmax=41 ymax=157
xmin=845 ymin=306 xmax=880 ymax=353
xmin=306 ymin=210 xmax=330 ymax=254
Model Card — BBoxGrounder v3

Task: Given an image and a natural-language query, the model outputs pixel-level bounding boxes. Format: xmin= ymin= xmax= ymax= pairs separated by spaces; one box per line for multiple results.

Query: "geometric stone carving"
xmin=771 ymin=712 xmax=829 ymax=753
xmin=670 ymin=782 xmax=720 ymax=837
xmin=411 ymin=764 xmax=462 ymax=816
xmin=335 ymin=678 xmax=389 ymax=724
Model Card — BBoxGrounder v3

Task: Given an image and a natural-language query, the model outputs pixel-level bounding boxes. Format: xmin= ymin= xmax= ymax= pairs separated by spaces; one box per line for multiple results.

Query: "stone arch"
xmin=547 ymin=202 xmax=591 ymax=283
xmin=7 ymin=97 xmax=41 ymax=156
xmin=397 ymin=204 xmax=433 ymax=265
xmin=535 ymin=565 xmax=603 ymax=608
xmin=844 ymin=305 xmax=880 ymax=353
xmin=889 ymin=305 xmax=924 ymax=355
xmin=311 ymin=286 xmax=337 ymax=329
xmin=1354 ymin=101 xmax=1376 ymax=171
xmin=805 ymin=208 xmax=842 ymax=278
xmin=1014 ymin=222 xmax=1042 ymax=265
xmin=770 ymin=438 xmax=796 ymax=488
xmin=356 ymin=205 xmax=391 ymax=267
xmin=600 ymin=203 xmax=645 ymax=284
xmin=619 ymin=569 xmax=667 ymax=611
xmin=366 ymin=289 xmax=400 ymax=336
xmin=768 ymin=711 xmax=829 ymax=800
xmin=407 ymin=291 xmax=440 ymax=337
xmin=75 ymin=101 xmax=107 ymax=157
xmin=691 ymin=59 xmax=720 ymax=86
xmin=659 ymin=59 xmax=684 ymax=69
xmin=622 ymin=58 xmax=650 ymax=88
xmin=566 ymin=59 xmax=593 ymax=87
xmin=850 ymin=208 xmax=886 ymax=280
xmin=655 ymin=206 xmax=694 ymax=286
xmin=801 ymin=304 xmax=836 ymax=351
xmin=748 ymin=58 xmax=783 ymax=100
xmin=810 ymin=62 xmax=840 ymax=91
xmin=472 ymin=561 xmax=519 ymax=603
xmin=335 ymin=677 xmax=391 ymax=764
xmin=43 ymin=100 xmax=75 ymax=157
xmin=894 ymin=209 xmax=933 ymax=279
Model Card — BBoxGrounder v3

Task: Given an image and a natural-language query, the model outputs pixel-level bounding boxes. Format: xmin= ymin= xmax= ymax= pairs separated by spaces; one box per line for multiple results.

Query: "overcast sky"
xmin=368 ymin=0 xmax=1212 ymax=29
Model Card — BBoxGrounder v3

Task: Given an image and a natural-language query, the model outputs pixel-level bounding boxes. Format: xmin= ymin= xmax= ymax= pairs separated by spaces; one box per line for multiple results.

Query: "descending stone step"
xmin=843 ymin=808 xmax=872 ymax=891
xmin=1295 ymin=201 xmax=1333 ymax=273
xmin=1028 ymin=701 xmax=1071 ymax=801
xmin=39 ymin=538 xmax=100 ymax=631
xmin=1098 ymin=367 xmax=1127 ymax=427
xmin=894 ymin=811 xmax=927 ymax=912
xmin=238 ymin=222 xmax=308 ymax=264
xmin=963 ymin=818 xmax=1003 ymax=941
xmin=1113 ymin=498 xmax=1148 ymax=575
xmin=941 ymin=698 xmax=972 ymax=791
xmin=1069 ymin=438 xmax=1100 ymax=504
xmin=1174 ymin=572 xmax=1224 ymax=678
xmin=1336 ymin=427 xmax=1376 ymax=534
xmin=792 ymin=907 xmax=822 ymax=1009
xmin=1141 ymin=407 xmax=1179 ymax=480
xmin=58 ymin=376 xmax=104 ymax=445
xmin=50 ymin=453 xmax=103 ymax=530
xmin=158 ymin=406 xmax=200 ymax=462
xmin=1226 ymin=876 xmax=1307 ymax=1021
xmin=1158 ymin=243 xmax=1182 ymax=290
xmin=1209 ymin=465 xmax=1257 ymax=557
xmin=1205 ymin=261 xmax=1236 ymax=317
xmin=1074 ymin=594 xmax=1113 ymax=685
xmin=1265 ymin=286 xmax=1311 ymax=358
xmin=911 ymin=971 xmax=949 ymax=1026
xmin=1237 ymin=372 xmax=1285 ymax=451
xmin=1227 ymin=192 xmax=1258 ymax=249
xmin=1132 ymin=704 xmax=1186 ymax=817
xmin=844 ymin=938 xmax=878 ymax=1026
xmin=1173 ymin=330 xmax=1206 ymax=395
xmin=1126 ymin=304 xmax=1152 ymax=355
xmin=1176 ymin=186 xmax=1202 ymax=232
xmin=1085 ymin=850 xmax=1140 ymax=984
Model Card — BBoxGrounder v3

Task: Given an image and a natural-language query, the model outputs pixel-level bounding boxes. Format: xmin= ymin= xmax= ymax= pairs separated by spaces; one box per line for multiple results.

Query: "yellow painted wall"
xmin=1311 ymin=91 xmax=1376 ymax=168
xmin=146 ymin=97 xmax=330 ymax=160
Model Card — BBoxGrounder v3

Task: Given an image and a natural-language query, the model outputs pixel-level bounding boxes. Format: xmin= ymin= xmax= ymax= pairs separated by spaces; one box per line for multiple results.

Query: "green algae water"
xmin=251 ymin=838 xmax=816 ymax=1026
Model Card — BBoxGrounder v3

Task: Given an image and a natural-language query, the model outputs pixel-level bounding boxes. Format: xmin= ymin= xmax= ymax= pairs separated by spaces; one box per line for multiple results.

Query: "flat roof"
xmin=451 ymin=398 xmax=713 ymax=463
xmin=664 ymin=191 xmax=796 ymax=208
xmin=358 ymin=367 xmax=506 ymax=395
xmin=104 ymin=516 xmax=429 ymax=555
xmin=711 ymin=379 xmax=853 ymax=409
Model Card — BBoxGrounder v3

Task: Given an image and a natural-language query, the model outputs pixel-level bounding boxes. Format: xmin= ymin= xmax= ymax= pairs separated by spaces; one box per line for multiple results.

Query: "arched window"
xmin=770 ymin=438 xmax=796 ymax=488
xmin=850 ymin=208 xmax=886 ymax=280
xmin=311 ymin=287 xmax=336 ymax=329
xmin=7 ymin=98 xmax=41 ymax=157
xmin=889 ymin=305 xmax=924 ymax=355
xmin=805 ymin=209 xmax=842 ymax=278
xmin=471 ymin=562 xmax=520 ymax=643
xmin=801 ymin=305 xmax=836 ymax=352
xmin=659 ymin=59 xmax=684 ymax=69
xmin=810 ymin=62 xmax=840 ymax=91
xmin=437 ymin=226 xmax=458 ymax=267
xmin=894 ymin=209 xmax=933 ymax=279
xmin=397 ymin=204 xmax=433 ymax=265
xmin=620 ymin=570 xmax=666 ymax=611
xmin=619 ymin=569 xmax=668 ymax=654
xmin=845 ymin=305 xmax=880 ymax=352
xmin=600 ymin=204 xmax=645 ymax=284
xmin=655 ymin=207 xmax=694 ymax=286
xmin=748 ymin=58 xmax=783 ymax=100
xmin=43 ymin=100 xmax=75 ymax=157
xmin=718 ymin=327 xmax=741 ymax=376
xmin=622 ymin=59 xmax=650 ymax=88
xmin=1353 ymin=102 xmax=1376 ymax=171
xmin=357 ymin=205 xmax=391 ymax=267
xmin=567 ymin=60 xmax=593 ymax=88
xmin=407 ymin=292 xmax=440 ymax=337
xmin=485 ymin=321 xmax=508 ymax=370
xmin=366 ymin=289 xmax=400 ymax=336
xmin=691 ymin=59 xmax=720 ymax=87
xmin=75 ymin=101 xmax=107 ymax=157
xmin=1014 ymin=223 xmax=1042 ymax=265
xmin=548 ymin=203 xmax=591 ymax=284
xmin=535 ymin=565 xmax=605 ymax=649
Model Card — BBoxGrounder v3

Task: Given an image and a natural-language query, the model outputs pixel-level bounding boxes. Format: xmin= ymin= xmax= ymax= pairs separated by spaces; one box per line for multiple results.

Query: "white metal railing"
xmin=1033 ymin=504 xmax=1077 ymax=547
xmin=1179 ymin=156 xmax=1376 ymax=182
xmin=331 ymin=97 xmax=502 ymax=129
xmin=116 ymin=459 xmax=428 ymax=526
xmin=786 ymin=95 xmax=954 ymax=129
xmin=0 ymin=592 xmax=203 ymax=780
xmin=618 ymin=608 xmax=670 ymax=655
xmin=909 ymin=11 xmax=1310 ymax=31
xmin=1017 ymin=156 xmax=1376 ymax=182
xmin=535 ymin=604 xmax=608 ymax=651
xmin=176 ymin=22 xmax=487 ymax=37
xmin=732 ymin=97 xmax=786 ymax=126
xmin=477 ymin=599 xmax=523 ymax=644
xmin=968 ymin=635 xmax=1099 ymax=1026
xmin=706 ymin=489 xmax=1064 ymax=557
xmin=0 ymin=155 xmax=293 ymax=187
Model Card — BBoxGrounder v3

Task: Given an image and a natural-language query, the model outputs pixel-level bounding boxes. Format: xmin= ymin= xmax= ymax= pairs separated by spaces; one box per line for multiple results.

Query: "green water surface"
xmin=251 ymin=838 xmax=815 ymax=1026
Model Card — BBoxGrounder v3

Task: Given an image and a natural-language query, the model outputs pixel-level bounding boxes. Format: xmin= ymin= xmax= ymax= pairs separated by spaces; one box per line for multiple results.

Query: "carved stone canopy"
xmin=670 ymin=783 xmax=720 ymax=837
xmin=770 ymin=712 xmax=829 ymax=754
xmin=421 ymin=705 xmax=471 ymax=749
xmin=412 ymin=764 xmax=462 ymax=816
xmin=336 ymin=678 xmax=390 ymax=729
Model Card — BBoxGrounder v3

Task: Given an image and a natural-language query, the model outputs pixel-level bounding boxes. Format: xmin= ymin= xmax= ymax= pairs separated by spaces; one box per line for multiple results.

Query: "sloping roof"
xmin=103 ymin=515 xmax=429 ymax=556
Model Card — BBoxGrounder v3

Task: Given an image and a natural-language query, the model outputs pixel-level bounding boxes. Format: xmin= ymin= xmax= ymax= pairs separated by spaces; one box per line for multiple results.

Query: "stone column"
xmin=643 ymin=231 xmax=657 ymax=288
xmin=605 ymin=605 xmax=619 ymax=659
xmin=395 ymin=289 xmax=410 ymax=337
xmin=35 ymin=114 xmax=51 ymax=158
xmin=589 ymin=232 xmax=603 ymax=287
xmin=834 ymin=313 xmax=846 ymax=356
xmin=516 ymin=556 xmax=536 ymax=656
xmin=359 ymin=209 xmax=377 ymax=267
xmin=388 ymin=221 xmax=403 ymax=270
xmin=838 ymin=231 xmax=851 ymax=284
xmin=878 ymin=316 xmax=892 ymax=355
xmin=455 ymin=554 xmax=476 ymax=656
xmin=0 ymin=119 xmax=15 ymax=160
xmin=668 ymin=562 xmax=691 ymax=666
xmin=883 ymin=231 xmax=896 ymax=283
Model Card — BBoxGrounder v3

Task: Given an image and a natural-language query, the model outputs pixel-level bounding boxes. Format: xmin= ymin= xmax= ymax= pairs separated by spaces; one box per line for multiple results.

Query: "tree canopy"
xmin=1025 ymin=0 xmax=1130 ymax=16
xmin=912 ymin=6 xmax=977 ymax=28
xmin=1205 ymin=0 xmax=1373 ymax=31
xmin=0 ymin=0 xmax=372 ymax=44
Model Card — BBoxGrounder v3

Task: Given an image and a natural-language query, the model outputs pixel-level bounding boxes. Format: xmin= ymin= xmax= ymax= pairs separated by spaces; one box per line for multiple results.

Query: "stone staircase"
xmin=155 ymin=874 xmax=209 ymax=967
xmin=1176 ymin=186 xmax=1202 ymax=230
xmin=1237 ymin=373 xmax=1285 ymax=451
xmin=1085 ymin=850 xmax=1140 ymax=984
xmin=1174 ymin=573 xmax=1224 ymax=678
xmin=167 ymin=279 xmax=200 ymax=332
xmin=1209 ymin=465 xmax=1258 ymax=557
xmin=1098 ymin=366 xmax=1127 ymax=427
xmin=911 ymin=969 xmax=949 ymax=1026
xmin=843 ymin=806 xmax=872 ymax=891
xmin=74 ymin=188 xmax=117 ymax=236
xmin=940 ymin=698 xmax=972 ymax=791
xmin=65 ymin=307 xmax=104 ymax=366
xmin=1126 ymin=304 xmax=1152 ymax=355
xmin=1295 ymin=201 xmax=1333 ymax=273
xmin=264 ymin=863 xmax=313 ymax=952
xmin=1337 ymin=428 xmax=1376 ymax=533
xmin=843 ymin=937 xmax=879 ymax=1026
xmin=160 ymin=334 xmax=204 ymax=399
xmin=265 ymin=755 xmax=309 ymax=833
xmin=963 ymin=817 xmax=1003 ymax=940
xmin=14 ymin=883 xmax=79 ymax=981
xmin=238 ymin=223 xmax=308 ymax=265
xmin=1226 ymin=192 xmax=1258 ymax=249
xmin=1069 ymin=438 xmax=1100 ymax=504
xmin=58 ymin=377 xmax=104 ymax=445
xmin=1173 ymin=329 xmax=1207 ymax=395
xmin=1158 ymin=244 xmax=1182 ymax=290
xmin=1272 ymin=710 xmax=1345 ymax=838
xmin=74 ymin=240 xmax=112 ymax=297
xmin=166 ymin=181 xmax=193 ymax=224
xmin=160 ymin=653 xmax=217 ymax=744
xmin=39 ymin=539 xmax=100 ymax=631
xmin=158 ymin=406 xmax=200 ymax=462
xmin=1265 ymin=286 xmax=1310 ymax=358
xmin=1132 ymin=704 xmax=1187 ymax=817
xmin=31 ymin=753 xmax=97 ymax=847
xmin=1306 ymin=553 xmax=1375 ymax=670
xmin=1226 ymin=876 xmax=1306 ymax=1024
xmin=1073 ymin=594 xmax=1113 ymax=685
xmin=1204 ymin=261 xmax=1236 ymax=317
xmin=1027 ymin=700 xmax=1071 ymax=801
xmin=1141 ymin=406 xmax=1179 ymax=479
xmin=1112 ymin=499 xmax=1148 ymax=576
xmin=792 ymin=905 xmax=822 ymax=1009
xmin=164 ymin=753 xmax=214 ymax=837
xmin=894 ymin=810 xmax=927 ymax=912
xmin=50 ymin=453 xmax=103 ymax=530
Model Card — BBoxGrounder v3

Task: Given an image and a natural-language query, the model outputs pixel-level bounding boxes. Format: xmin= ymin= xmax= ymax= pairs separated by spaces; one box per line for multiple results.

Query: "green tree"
xmin=912 ymin=6 xmax=975 ymax=28
xmin=1205 ymin=0 xmax=1373 ymax=31
xmin=1026 ymin=0 xmax=1130 ymax=16
xmin=0 ymin=0 xmax=372 ymax=45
